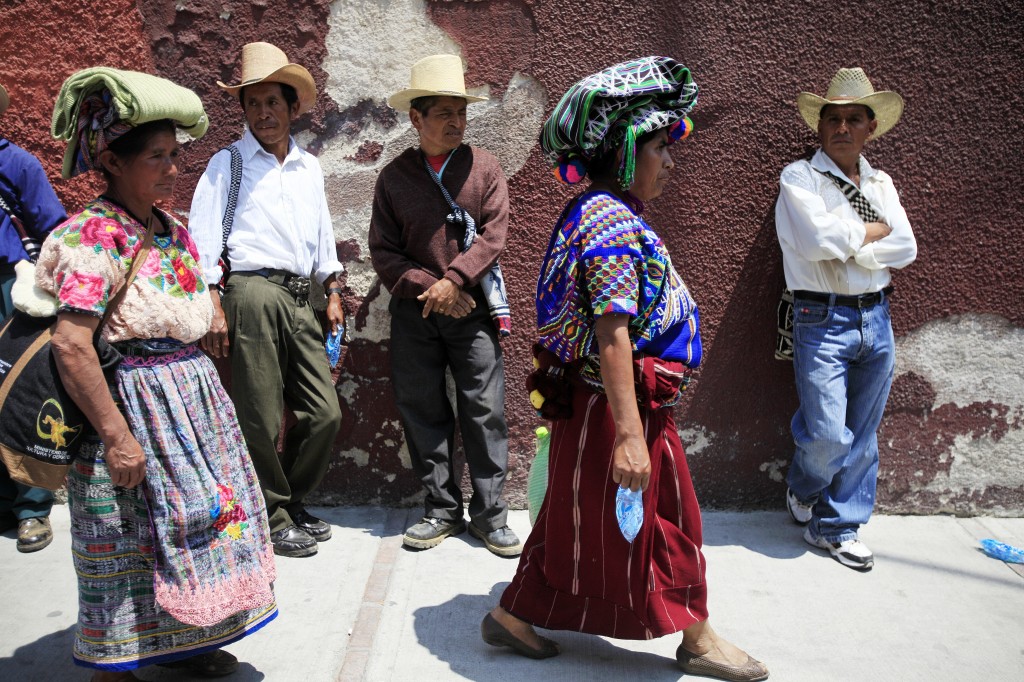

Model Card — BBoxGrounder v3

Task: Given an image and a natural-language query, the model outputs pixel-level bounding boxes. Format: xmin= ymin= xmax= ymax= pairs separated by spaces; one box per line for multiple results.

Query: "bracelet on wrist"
xmin=326 ymin=286 xmax=344 ymax=299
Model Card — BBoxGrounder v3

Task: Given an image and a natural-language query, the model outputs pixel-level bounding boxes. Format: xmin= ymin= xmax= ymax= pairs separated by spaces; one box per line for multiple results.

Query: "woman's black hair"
xmin=100 ymin=119 xmax=176 ymax=179
xmin=586 ymin=127 xmax=663 ymax=187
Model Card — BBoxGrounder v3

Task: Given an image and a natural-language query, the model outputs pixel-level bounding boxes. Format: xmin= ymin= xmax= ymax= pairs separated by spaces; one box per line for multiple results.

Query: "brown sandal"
xmin=676 ymin=644 xmax=769 ymax=681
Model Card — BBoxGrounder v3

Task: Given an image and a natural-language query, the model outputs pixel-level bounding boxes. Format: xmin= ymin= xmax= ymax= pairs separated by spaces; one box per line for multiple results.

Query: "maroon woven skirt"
xmin=501 ymin=358 xmax=708 ymax=639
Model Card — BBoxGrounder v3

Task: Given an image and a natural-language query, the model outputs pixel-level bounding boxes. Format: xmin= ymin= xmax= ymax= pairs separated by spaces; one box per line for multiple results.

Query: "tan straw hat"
xmin=0 ymin=82 xmax=9 ymax=117
xmin=217 ymin=42 xmax=317 ymax=115
xmin=387 ymin=54 xmax=487 ymax=113
xmin=797 ymin=67 xmax=904 ymax=138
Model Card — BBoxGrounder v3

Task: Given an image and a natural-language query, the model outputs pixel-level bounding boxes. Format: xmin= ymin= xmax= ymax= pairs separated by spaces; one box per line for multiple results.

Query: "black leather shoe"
xmin=292 ymin=508 xmax=332 ymax=542
xmin=270 ymin=525 xmax=318 ymax=558
xmin=402 ymin=517 xmax=466 ymax=550
xmin=468 ymin=523 xmax=522 ymax=557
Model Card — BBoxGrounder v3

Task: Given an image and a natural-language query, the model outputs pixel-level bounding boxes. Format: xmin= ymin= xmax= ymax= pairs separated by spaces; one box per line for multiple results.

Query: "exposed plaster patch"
xmin=337 ymin=448 xmax=370 ymax=467
xmin=758 ymin=459 xmax=788 ymax=483
xmin=896 ymin=314 xmax=1024 ymax=409
xmin=679 ymin=426 xmax=713 ymax=456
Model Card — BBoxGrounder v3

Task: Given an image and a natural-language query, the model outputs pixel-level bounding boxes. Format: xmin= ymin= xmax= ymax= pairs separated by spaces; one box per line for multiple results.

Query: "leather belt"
xmin=793 ymin=286 xmax=893 ymax=308
xmin=237 ymin=268 xmax=311 ymax=305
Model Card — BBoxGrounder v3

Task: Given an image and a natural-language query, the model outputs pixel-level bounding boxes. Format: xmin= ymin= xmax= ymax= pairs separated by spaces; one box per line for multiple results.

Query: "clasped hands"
xmin=417 ymin=278 xmax=476 ymax=319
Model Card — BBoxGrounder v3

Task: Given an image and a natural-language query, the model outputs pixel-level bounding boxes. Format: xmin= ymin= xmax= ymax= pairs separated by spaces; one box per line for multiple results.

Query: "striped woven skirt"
xmin=68 ymin=343 xmax=277 ymax=671
xmin=500 ymin=359 xmax=708 ymax=639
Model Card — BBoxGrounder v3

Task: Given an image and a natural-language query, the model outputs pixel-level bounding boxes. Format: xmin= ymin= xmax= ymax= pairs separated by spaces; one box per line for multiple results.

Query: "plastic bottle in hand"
xmin=615 ymin=486 xmax=643 ymax=543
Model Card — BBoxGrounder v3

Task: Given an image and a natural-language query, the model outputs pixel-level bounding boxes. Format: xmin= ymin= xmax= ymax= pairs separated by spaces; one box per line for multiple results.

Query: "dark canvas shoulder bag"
xmin=775 ymin=168 xmax=881 ymax=361
xmin=0 ymin=220 xmax=156 ymax=489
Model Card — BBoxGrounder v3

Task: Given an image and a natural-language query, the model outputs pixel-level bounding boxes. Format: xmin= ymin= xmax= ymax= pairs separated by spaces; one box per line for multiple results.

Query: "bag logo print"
xmin=37 ymin=398 xmax=82 ymax=449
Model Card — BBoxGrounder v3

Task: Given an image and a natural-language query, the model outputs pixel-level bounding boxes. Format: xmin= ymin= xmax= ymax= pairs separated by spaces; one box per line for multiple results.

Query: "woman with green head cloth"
xmin=482 ymin=57 xmax=768 ymax=681
xmin=42 ymin=68 xmax=277 ymax=681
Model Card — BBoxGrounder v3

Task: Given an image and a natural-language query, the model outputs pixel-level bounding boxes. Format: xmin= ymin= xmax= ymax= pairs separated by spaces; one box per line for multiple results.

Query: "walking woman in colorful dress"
xmin=481 ymin=57 xmax=768 ymax=682
xmin=41 ymin=68 xmax=277 ymax=681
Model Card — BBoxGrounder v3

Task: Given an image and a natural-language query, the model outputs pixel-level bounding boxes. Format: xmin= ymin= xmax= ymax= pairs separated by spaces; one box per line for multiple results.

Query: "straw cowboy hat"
xmin=387 ymin=54 xmax=487 ymax=113
xmin=797 ymin=67 xmax=904 ymax=139
xmin=217 ymin=42 xmax=317 ymax=115
xmin=0 ymin=82 xmax=9 ymax=117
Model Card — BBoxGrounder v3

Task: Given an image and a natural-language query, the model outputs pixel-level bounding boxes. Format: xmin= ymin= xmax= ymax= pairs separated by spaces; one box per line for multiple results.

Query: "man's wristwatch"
xmin=326 ymin=286 xmax=344 ymax=299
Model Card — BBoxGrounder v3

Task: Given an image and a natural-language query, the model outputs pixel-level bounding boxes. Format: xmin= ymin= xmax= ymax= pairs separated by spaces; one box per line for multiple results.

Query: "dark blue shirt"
xmin=0 ymin=137 xmax=67 ymax=266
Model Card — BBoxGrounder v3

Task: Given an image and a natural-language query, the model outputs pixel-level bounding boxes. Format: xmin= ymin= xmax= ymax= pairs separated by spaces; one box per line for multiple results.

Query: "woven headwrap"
xmin=71 ymin=90 xmax=133 ymax=177
xmin=540 ymin=56 xmax=698 ymax=190
xmin=51 ymin=67 xmax=208 ymax=178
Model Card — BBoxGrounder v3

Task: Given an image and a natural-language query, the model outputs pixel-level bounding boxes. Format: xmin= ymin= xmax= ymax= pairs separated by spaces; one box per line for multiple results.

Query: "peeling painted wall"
xmin=1 ymin=0 xmax=1021 ymax=514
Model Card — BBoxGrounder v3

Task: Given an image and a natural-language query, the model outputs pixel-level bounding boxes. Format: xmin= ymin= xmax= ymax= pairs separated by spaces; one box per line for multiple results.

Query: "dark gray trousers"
xmin=389 ymin=287 xmax=509 ymax=531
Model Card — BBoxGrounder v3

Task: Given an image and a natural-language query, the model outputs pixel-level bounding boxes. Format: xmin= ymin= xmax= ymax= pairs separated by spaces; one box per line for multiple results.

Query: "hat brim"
xmin=218 ymin=64 xmax=317 ymax=115
xmin=797 ymin=90 xmax=904 ymax=139
xmin=0 ymin=84 xmax=8 ymax=117
xmin=387 ymin=88 xmax=487 ymax=113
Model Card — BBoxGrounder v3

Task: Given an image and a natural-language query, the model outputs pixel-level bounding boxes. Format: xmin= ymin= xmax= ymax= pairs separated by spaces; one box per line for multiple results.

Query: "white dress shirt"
xmin=189 ymin=128 xmax=343 ymax=285
xmin=775 ymin=148 xmax=917 ymax=295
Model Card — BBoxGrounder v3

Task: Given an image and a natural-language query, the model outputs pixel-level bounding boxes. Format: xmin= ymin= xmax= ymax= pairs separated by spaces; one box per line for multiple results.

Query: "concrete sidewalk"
xmin=2 ymin=506 xmax=1022 ymax=681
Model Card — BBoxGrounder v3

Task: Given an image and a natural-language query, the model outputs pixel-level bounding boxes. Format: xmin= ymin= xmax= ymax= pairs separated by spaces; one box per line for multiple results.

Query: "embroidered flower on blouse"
xmin=172 ymin=256 xmax=197 ymax=294
xmin=138 ymin=249 xmax=162 ymax=279
xmin=59 ymin=271 xmax=107 ymax=310
xmin=79 ymin=216 xmax=126 ymax=252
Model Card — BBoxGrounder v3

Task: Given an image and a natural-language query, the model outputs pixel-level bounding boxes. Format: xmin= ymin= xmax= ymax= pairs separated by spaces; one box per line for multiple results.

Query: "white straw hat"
xmin=797 ymin=67 xmax=904 ymax=138
xmin=387 ymin=54 xmax=487 ymax=113
xmin=217 ymin=42 xmax=317 ymax=115
xmin=0 ymin=83 xmax=9 ymax=117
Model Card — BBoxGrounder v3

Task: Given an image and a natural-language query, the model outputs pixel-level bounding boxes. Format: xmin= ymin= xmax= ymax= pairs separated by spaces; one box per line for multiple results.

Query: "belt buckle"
xmin=285 ymin=275 xmax=311 ymax=304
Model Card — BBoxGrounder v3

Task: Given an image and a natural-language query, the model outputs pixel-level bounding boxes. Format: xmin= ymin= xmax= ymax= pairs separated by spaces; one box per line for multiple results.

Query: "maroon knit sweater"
xmin=369 ymin=145 xmax=509 ymax=299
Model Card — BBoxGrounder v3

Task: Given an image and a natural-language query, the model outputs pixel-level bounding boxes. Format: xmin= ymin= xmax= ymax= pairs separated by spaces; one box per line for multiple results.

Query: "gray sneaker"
xmin=468 ymin=523 xmax=523 ymax=557
xmin=403 ymin=517 xmax=466 ymax=550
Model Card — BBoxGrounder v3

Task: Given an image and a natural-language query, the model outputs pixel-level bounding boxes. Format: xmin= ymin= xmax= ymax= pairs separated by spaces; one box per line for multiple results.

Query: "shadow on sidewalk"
xmin=0 ymin=625 xmax=77 ymax=680
xmin=413 ymin=584 xmax=683 ymax=681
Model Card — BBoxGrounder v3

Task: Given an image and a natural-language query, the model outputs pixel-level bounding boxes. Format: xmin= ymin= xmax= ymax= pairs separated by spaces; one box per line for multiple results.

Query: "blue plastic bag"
xmin=980 ymin=538 xmax=1024 ymax=564
xmin=615 ymin=487 xmax=643 ymax=543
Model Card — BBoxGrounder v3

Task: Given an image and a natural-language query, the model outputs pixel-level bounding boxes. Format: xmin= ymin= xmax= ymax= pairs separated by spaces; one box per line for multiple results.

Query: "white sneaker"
xmin=803 ymin=526 xmax=874 ymax=570
xmin=786 ymin=487 xmax=813 ymax=525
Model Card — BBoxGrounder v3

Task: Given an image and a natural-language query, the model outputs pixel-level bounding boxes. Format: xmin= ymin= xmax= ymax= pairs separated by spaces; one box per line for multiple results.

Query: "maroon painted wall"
xmin=2 ymin=0 xmax=1021 ymax=512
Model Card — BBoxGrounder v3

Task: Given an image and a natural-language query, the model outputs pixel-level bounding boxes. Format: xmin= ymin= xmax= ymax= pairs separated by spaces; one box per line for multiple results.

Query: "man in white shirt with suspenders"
xmin=190 ymin=43 xmax=343 ymax=559
xmin=775 ymin=68 xmax=917 ymax=571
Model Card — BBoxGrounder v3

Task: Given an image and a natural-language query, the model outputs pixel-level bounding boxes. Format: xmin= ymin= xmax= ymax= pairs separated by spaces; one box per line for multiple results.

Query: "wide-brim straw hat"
xmin=387 ymin=54 xmax=487 ymax=113
xmin=797 ymin=67 xmax=904 ymax=139
xmin=217 ymin=42 xmax=317 ymax=115
xmin=0 ymin=83 xmax=9 ymax=117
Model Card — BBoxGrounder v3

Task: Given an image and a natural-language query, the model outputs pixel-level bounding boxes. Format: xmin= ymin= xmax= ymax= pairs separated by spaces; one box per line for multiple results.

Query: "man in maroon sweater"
xmin=370 ymin=55 xmax=520 ymax=557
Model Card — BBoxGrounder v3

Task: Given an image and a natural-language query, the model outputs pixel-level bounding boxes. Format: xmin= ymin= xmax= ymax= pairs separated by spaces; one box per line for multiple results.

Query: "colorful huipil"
xmin=501 ymin=190 xmax=708 ymax=639
xmin=35 ymin=197 xmax=277 ymax=671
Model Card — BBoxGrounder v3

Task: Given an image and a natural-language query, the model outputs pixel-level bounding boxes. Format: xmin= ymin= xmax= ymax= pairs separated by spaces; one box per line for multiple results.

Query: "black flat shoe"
xmin=158 ymin=649 xmax=239 ymax=678
xmin=481 ymin=613 xmax=559 ymax=659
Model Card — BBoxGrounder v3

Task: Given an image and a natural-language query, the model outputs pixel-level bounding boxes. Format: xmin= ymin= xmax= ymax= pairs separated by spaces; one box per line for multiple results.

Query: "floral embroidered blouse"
xmin=536 ymin=191 xmax=702 ymax=378
xmin=35 ymin=197 xmax=213 ymax=343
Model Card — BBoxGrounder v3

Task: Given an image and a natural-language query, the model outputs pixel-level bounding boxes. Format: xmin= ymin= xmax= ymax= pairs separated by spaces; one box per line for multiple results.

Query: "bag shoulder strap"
xmin=814 ymin=168 xmax=880 ymax=223
xmin=422 ymin=149 xmax=462 ymax=213
xmin=220 ymin=144 xmax=243 ymax=256
xmin=0 ymin=188 xmax=42 ymax=262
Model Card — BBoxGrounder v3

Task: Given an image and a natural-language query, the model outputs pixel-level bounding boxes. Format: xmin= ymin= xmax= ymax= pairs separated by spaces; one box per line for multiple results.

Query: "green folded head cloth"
xmin=51 ymin=67 xmax=209 ymax=179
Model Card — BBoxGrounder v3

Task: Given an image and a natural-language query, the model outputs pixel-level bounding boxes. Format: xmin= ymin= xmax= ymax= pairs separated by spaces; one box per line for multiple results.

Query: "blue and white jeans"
xmin=787 ymin=294 xmax=895 ymax=543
